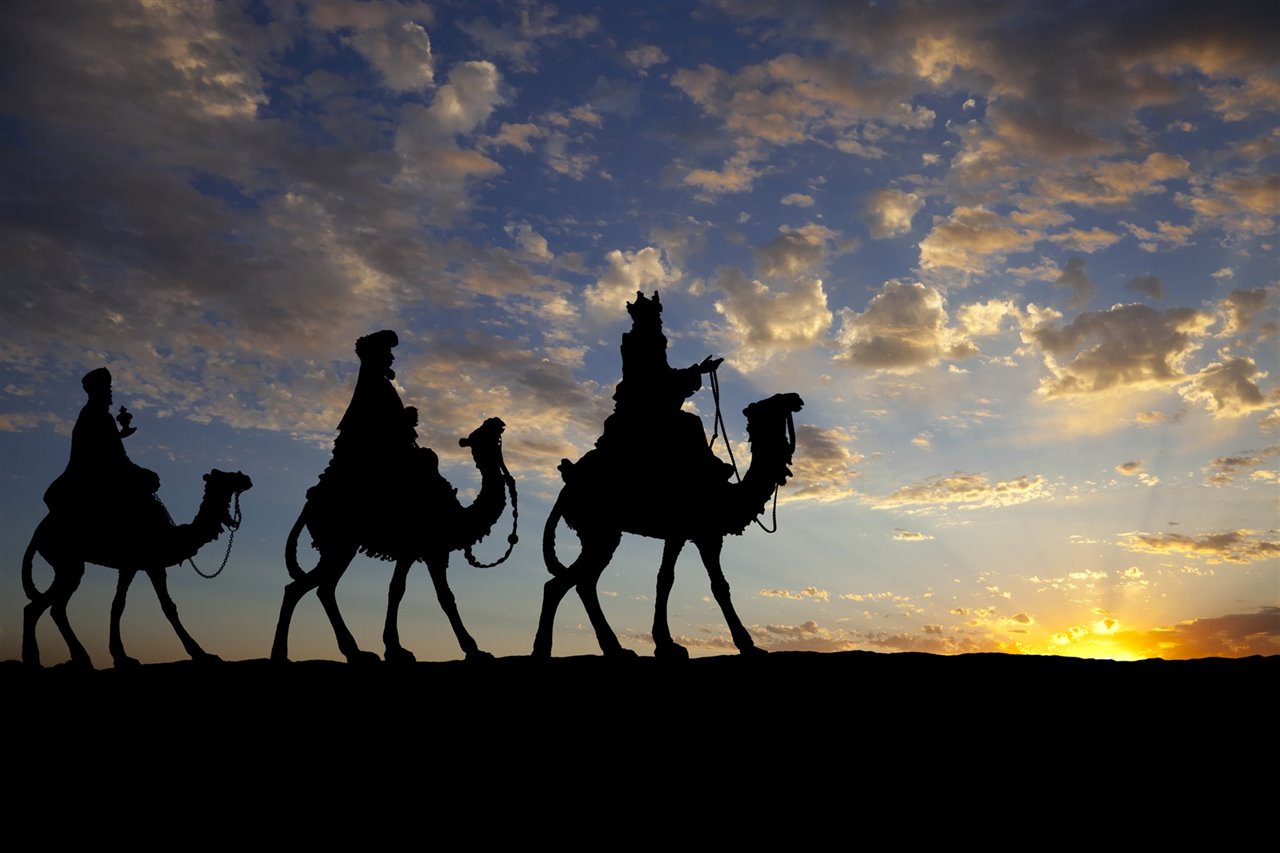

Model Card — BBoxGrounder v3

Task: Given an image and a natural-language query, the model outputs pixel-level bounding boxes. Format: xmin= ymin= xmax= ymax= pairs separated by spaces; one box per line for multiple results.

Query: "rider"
xmin=43 ymin=367 xmax=163 ymax=524
xmin=595 ymin=291 xmax=732 ymax=484
xmin=313 ymin=330 xmax=448 ymax=518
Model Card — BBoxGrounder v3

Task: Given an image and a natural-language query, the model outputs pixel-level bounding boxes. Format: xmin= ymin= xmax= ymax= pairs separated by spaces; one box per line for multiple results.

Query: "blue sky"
xmin=2 ymin=0 xmax=1277 ymax=664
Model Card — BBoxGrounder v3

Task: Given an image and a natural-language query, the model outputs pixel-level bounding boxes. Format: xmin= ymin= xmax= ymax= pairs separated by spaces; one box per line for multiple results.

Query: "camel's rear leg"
xmin=532 ymin=571 xmax=575 ymax=658
xmin=109 ymin=570 xmax=141 ymax=668
xmin=272 ymin=543 xmax=369 ymax=663
xmin=653 ymin=538 xmax=689 ymax=660
xmin=43 ymin=559 xmax=92 ymax=669
xmin=313 ymin=550 xmax=379 ymax=665
xmin=146 ymin=568 xmax=218 ymax=664
xmin=695 ymin=536 xmax=764 ymax=656
xmin=573 ymin=531 xmax=633 ymax=658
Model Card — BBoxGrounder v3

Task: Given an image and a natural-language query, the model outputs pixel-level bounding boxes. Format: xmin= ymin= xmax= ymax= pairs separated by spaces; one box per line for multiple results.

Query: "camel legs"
xmin=532 ymin=530 xmax=632 ymax=658
xmin=653 ymin=538 xmax=689 ymax=660
xmin=23 ymin=558 xmax=92 ymax=669
xmin=428 ymin=554 xmax=491 ymax=661
xmin=272 ymin=542 xmax=376 ymax=664
xmin=695 ymin=536 xmax=764 ymax=656
xmin=146 ymin=568 xmax=217 ymax=664
xmin=383 ymin=557 xmax=417 ymax=664
xmin=109 ymin=570 xmax=141 ymax=668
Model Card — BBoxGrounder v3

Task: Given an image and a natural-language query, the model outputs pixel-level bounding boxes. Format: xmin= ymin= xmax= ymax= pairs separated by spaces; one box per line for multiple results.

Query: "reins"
xmin=707 ymin=366 xmax=784 ymax=534
xmin=186 ymin=490 xmax=243 ymax=579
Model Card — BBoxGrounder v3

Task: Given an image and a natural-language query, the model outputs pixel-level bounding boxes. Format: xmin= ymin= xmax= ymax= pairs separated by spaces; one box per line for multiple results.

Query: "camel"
xmin=533 ymin=392 xmax=803 ymax=659
xmin=271 ymin=416 xmax=515 ymax=664
xmin=21 ymin=469 xmax=253 ymax=669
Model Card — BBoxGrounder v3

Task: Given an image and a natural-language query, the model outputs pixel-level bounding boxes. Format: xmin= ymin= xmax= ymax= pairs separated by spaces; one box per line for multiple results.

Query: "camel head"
xmin=203 ymin=469 xmax=254 ymax=526
xmin=459 ymin=417 xmax=506 ymax=467
xmin=743 ymin=393 xmax=802 ymax=485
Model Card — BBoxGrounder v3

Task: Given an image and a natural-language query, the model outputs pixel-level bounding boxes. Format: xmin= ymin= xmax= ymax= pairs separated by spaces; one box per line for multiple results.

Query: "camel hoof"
xmin=654 ymin=643 xmax=689 ymax=661
xmin=58 ymin=657 xmax=95 ymax=673
xmin=385 ymin=647 xmax=417 ymax=665
xmin=465 ymin=649 xmax=495 ymax=662
xmin=193 ymin=653 xmax=223 ymax=666
xmin=738 ymin=645 xmax=768 ymax=657
xmin=346 ymin=649 xmax=382 ymax=666
xmin=113 ymin=655 xmax=142 ymax=670
xmin=606 ymin=647 xmax=639 ymax=660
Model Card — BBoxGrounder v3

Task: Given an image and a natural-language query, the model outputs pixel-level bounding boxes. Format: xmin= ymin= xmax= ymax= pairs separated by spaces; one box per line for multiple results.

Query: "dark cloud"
xmin=1128 ymin=275 xmax=1164 ymax=301
xmin=1054 ymin=258 xmax=1097 ymax=309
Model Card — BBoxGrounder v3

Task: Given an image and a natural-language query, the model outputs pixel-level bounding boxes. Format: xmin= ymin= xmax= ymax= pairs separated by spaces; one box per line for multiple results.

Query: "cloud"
xmin=1120 ymin=219 xmax=1194 ymax=252
xmin=1122 ymin=608 xmax=1280 ymax=659
xmin=585 ymin=247 xmax=680 ymax=322
xmin=752 ymin=225 xmax=837 ymax=279
xmin=625 ymin=44 xmax=668 ymax=71
xmin=348 ymin=20 xmax=436 ymax=91
xmin=1180 ymin=356 xmax=1275 ymax=418
xmin=781 ymin=193 xmax=815 ymax=208
xmin=1036 ymin=153 xmax=1190 ymax=206
xmin=759 ymin=586 xmax=830 ymax=602
xmin=505 ymin=222 xmax=554 ymax=262
xmin=918 ymin=207 xmax=1041 ymax=273
xmin=1217 ymin=288 xmax=1273 ymax=337
xmin=865 ymin=189 xmax=924 ymax=239
xmin=1048 ymin=227 xmax=1122 ymax=254
xmin=783 ymin=424 xmax=861 ymax=503
xmin=1202 ymin=445 xmax=1280 ymax=485
xmin=1115 ymin=460 xmax=1144 ymax=476
xmin=1053 ymin=258 xmax=1097 ymax=309
xmin=710 ymin=269 xmax=833 ymax=359
xmin=873 ymin=471 xmax=1053 ymax=511
xmin=457 ymin=4 xmax=597 ymax=72
xmin=893 ymin=529 xmax=935 ymax=541
xmin=1128 ymin=275 xmax=1164 ymax=301
xmin=1119 ymin=529 xmax=1279 ymax=564
xmin=835 ymin=282 xmax=1009 ymax=371
xmin=1025 ymin=303 xmax=1215 ymax=398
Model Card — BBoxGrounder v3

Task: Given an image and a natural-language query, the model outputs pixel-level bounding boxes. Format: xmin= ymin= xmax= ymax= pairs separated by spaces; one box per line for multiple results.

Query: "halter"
xmin=463 ymin=443 xmax=520 ymax=569
xmin=186 ymin=490 xmax=243 ymax=579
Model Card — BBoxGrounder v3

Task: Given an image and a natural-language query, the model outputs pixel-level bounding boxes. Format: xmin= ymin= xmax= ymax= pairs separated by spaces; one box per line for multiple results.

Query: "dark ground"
xmin=8 ymin=651 xmax=1275 ymax=819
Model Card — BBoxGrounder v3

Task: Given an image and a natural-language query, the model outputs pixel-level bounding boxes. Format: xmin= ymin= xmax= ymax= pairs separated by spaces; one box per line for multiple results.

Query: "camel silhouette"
xmin=21 ymin=469 xmax=253 ymax=669
xmin=271 ymin=417 xmax=515 ymax=664
xmin=533 ymin=392 xmax=803 ymax=658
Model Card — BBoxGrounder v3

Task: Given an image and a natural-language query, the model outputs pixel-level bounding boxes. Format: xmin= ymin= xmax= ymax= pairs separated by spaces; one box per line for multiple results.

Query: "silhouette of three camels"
xmin=21 ymin=332 xmax=803 ymax=669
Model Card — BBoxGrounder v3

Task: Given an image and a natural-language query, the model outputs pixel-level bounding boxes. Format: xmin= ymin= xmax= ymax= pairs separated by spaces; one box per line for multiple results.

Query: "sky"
xmin=2 ymin=0 xmax=1277 ymax=665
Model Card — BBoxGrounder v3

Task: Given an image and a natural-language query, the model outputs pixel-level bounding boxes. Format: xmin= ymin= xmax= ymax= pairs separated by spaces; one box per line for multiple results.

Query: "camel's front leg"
xmin=426 ymin=553 xmax=490 ymax=661
xmin=653 ymin=539 xmax=689 ymax=660
xmin=147 ymin=568 xmax=219 ymax=664
xmin=109 ymin=570 xmax=141 ymax=668
xmin=383 ymin=557 xmax=417 ymax=664
xmin=694 ymin=536 xmax=764 ymax=656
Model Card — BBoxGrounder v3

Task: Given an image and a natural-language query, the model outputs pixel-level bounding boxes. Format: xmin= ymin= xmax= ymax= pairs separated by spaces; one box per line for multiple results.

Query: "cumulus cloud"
xmin=918 ymin=207 xmax=1041 ymax=273
xmin=893 ymin=529 xmax=935 ymax=541
xmin=1180 ymin=356 xmax=1275 ymax=418
xmin=1048 ymin=227 xmax=1122 ymax=253
xmin=1036 ymin=153 xmax=1191 ymax=206
xmin=1119 ymin=529 xmax=1280 ymax=564
xmin=1123 ymin=608 xmax=1280 ymax=659
xmin=873 ymin=471 xmax=1053 ymax=511
xmin=585 ymin=247 xmax=680 ymax=321
xmin=783 ymin=424 xmax=861 ymax=503
xmin=834 ymin=282 xmax=1009 ymax=371
xmin=349 ymin=20 xmax=436 ymax=91
xmin=625 ymin=44 xmax=668 ymax=71
xmin=1025 ymin=303 xmax=1215 ymax=398
xmin=865 ymin=189 xmax=924 ymax=239
xmin=752 ymin=225 xmax=836 ymax=279
xmin=1217 ymin=288 xmax=1273 ymax=337
xmin=457 ymin=4 xmax=597 ymax=72
xmin=710 ymin=267 xmax=833 ymax=358
xmin=781 ymin=193 xmax=815 ymax=207
xmin=1115 ymin=460 xmax=1144 ymax=476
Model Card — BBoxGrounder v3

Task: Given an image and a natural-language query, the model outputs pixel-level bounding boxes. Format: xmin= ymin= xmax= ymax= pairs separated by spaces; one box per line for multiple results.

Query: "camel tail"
xmin=284 ymin=506 xmax=311 ymax=581
xmin=21 ymin=522 xmax=45 ymax=600
xmin=542 ymin=494 xmax=569 ymax=577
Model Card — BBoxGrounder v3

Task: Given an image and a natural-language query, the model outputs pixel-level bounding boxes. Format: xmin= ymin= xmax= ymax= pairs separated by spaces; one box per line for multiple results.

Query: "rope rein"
xmin=464 ymin=445 xmax=519 ymax=569
xmin=187 ymin=490 xmax=242 ymax=579
xmin=707 ymin=366 xmax=782 ymax=534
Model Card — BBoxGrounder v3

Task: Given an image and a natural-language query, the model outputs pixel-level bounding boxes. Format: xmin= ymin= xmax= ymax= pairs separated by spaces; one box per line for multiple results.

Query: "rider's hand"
xmin=698 ymin=355 xmax=724 ymax=373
